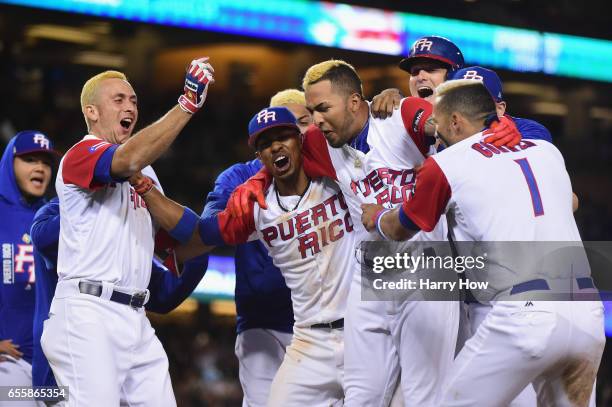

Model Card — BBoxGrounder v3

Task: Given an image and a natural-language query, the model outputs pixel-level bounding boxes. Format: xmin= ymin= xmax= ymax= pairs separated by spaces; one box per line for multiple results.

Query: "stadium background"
xmin=0 ymin=0 xmax=611 ymax=405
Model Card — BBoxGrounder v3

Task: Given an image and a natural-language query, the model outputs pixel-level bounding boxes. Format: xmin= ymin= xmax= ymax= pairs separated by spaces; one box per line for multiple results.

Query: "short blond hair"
xmin=270 ymin=89 xmax=306 ymax=107
xmin=80 ymin=70 xmax=127 ymax=111
xmin=435 ymin=78 xmax=477 ymax=99
xmin=302 ymin=59 xmax=363 ymax=96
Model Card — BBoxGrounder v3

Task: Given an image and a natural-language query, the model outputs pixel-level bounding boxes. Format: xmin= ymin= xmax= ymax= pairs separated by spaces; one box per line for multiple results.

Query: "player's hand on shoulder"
xmin=371 ymin=88 xmax=402 ymax=119
xmin=0 ymin=339 xmax=23 ymax=361
xmin=483 ymin=115 xmax=521 ymax=148
xmin=178 ymin=57 xmax=215 ymax=114
xmin=361 ymin=203 xmax=384 ymax=232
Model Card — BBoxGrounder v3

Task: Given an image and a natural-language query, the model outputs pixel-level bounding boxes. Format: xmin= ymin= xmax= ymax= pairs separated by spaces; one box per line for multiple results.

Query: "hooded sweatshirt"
xmin=0 ymin=136 xmax=48 ymax=364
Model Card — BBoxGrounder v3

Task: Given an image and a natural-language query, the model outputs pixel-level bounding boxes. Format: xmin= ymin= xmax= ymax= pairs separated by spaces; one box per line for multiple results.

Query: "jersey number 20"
xmin=514 ymin=158 xmax=544 ymax=217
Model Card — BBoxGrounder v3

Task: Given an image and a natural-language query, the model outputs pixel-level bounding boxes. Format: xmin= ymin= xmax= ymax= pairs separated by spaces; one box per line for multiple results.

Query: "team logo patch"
xmin=256 ymin=109 xmax=277 ymax=124
xmin=412 ymin=109 xmax=425 ymax=134
xmin=89 ymin=141 xmax=109 ymax=152
xmin=462 ymin=70 xmax=484 ymax=81
xmin=22 ymin=233 xmax=31 ymax=244
xmin=413 ymin=39 xmax=433 ymax=52
xmin=33 ymin=134 xmax=50 ymax=149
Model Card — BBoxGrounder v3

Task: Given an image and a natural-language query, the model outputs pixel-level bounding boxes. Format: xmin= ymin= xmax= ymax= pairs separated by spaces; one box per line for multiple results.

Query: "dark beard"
xmin=331 ymin=107 xmax=356 ymax=148
xmin=435 ymin=129 xmax=452 ymax=147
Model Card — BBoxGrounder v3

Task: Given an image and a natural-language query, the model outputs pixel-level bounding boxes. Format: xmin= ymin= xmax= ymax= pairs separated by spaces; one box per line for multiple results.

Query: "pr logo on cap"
xmin=413 ymin=39 xmax=433 ymax=52
xmin=248 ymin=106 xmax=299 ymax=147
xmin=256 ymin=109 xmax=277 ymax=124
xmin=33 ymin=133 xmax=50 ymax=150
xmin=12 ymin=130 xmax=59 ymax=157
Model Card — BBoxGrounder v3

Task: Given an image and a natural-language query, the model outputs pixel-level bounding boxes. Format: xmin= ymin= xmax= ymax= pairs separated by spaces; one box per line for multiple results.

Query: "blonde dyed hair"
xmin=80 ymin=70 xmax=128 ymax=111
xmin=270 ymin=89 xmax=306 ymax=107
xmin=302 ymin=59 xmax=363 ymax=96
xmin=434 ymin=78 xmax=479 ymax=99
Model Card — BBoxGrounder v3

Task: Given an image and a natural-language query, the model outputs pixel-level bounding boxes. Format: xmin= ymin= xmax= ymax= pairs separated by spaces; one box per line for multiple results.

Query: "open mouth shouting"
xmin=120 ymin=117 xmax=133 ymax=130
xmin=273 ymin=154 xmax=290 ymax=173
xmin=30 ymin=174 xmax=45 ymax=190
xmin=417 ymin=86 xmax=434 ymax=99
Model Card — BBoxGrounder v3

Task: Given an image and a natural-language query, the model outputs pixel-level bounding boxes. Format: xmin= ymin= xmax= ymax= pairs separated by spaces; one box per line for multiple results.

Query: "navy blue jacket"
xmin=0 ymin=136 xmax=48 ymax=365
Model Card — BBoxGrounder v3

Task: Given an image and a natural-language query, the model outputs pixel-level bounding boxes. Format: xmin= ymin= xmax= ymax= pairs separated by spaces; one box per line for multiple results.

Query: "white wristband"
xmin=376 ymin=209 xmax=392 ymax=241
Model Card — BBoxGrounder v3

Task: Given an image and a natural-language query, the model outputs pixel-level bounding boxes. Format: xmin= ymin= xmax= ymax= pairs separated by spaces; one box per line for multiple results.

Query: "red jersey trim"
xmin=62 ymin=139 xmax=115 ymax=190
xmin=302 ymin=125 xmax=338 ymax=180
xmin=400 ymin=97 xmax=433 ymax=157
xmin=401 ymin=157 xmax=451 ymax=232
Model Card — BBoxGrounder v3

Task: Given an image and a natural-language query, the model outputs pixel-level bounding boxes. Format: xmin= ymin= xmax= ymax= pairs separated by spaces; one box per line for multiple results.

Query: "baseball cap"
xmin=452 ymin=66 xmax=504 ymax=102
xmin=248 ymin=106 xmax=300 ymax=148
xmin=399 ymin=36 xmax=464 ymax=74
xmin=12 ymin=130 xmax=59 ymax=158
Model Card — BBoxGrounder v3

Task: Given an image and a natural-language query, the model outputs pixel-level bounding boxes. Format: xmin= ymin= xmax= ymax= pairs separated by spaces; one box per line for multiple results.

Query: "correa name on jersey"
xmin=471 ymin=139 xmax=537 ymax=158
xmin=261 ymin=191 xmax=354 ymax=259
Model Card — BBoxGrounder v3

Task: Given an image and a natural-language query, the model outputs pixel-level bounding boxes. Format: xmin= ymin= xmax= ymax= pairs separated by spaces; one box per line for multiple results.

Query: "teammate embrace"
xmin=225 ymin=36 xmax=603 ymax=407
xmin=10 ymin=34 xmax=603 ymax=407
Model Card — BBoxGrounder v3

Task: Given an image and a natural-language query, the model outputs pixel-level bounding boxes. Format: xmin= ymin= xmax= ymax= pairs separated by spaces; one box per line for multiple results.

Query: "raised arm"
xmin=110 ymin=58 xmax=214 ymax=178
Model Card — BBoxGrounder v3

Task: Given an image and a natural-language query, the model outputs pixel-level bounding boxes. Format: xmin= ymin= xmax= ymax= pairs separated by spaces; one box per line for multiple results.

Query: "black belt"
xmin=78 ymin=281 xmax=148 ymax=309
xmin=510 ymin=277 xmax=595 ymax=295
xmin=311 ymin=318 xmax=344 ymax=329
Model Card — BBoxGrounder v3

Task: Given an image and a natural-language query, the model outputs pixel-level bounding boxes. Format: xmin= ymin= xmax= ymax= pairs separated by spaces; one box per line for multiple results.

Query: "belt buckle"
xmin=129 ymin=291 xmax=147 ymax=309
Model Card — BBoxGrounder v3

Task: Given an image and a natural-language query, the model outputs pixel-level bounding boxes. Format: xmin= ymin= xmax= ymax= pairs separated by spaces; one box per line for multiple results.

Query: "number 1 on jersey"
xmin=514 ymin=158 xmax=544 ymax=217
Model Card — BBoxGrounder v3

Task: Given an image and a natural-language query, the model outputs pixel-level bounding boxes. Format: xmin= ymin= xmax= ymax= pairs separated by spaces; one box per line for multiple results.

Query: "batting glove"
xmin=483 ymin=115 xmax=522 ymax=148
xmin=178 ymin=57 xmax=215 ymax=114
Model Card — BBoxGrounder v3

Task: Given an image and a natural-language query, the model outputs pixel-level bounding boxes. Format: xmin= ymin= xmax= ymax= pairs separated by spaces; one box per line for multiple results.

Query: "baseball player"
xmin=227 ymin=53 xmax=525 ymax=405
xmin=133 ymin=106 xmax=356 ymax=406
xmin=452 ymin=66 xmax=552 ymax=142
xmin=450 ymin=64 xmax=587 ymax=406
xmin=375 ymin=42 xmax=560 ymax=407
xmin=42 ymin=59 xmax=214 ymax=406
xmin=29 ymin=197 xmax=210 ymax=393
xmin=201 ymin=89 xmax=311 ymax=407
xmin=227 ymin=59 xmax=458 ymax=406
xmin=373 ymin=36 xmax=522 ymax=148
xmin=364 ymin=79 xmax=605 ymax=406
xmin=0 ymin=130 xmax=58 ymax=407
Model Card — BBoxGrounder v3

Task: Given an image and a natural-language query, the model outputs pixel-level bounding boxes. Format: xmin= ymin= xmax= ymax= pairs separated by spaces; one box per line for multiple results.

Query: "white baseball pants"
xmin=41 ymin=280 xmax=175 ymax=407
xmin=0 ymin=356 xmax=45 ymax=407
xmin=442 ymin=300 xmax=605 ymax=407
xmin=267 ymin=326 xmax=344 ymax=406
xmin=235 ymin=328 xmax=292 ymax=407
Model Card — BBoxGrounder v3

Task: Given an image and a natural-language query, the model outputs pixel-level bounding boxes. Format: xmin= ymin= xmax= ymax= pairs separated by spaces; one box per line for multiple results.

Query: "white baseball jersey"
xmin=219 ymin=177 xmax=356 ymax=328
xmin=412 ymin=135 xmax=605 ymax=407
xmin=302 ymin=98 xmax=446 ymax=245
xmin=55 ymin=135 xmax=160 ymax=290
xmin=401 ymin=133 xmax=584 ymax=293
xmin=300 ymin=98 xmax=455 ymax=406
